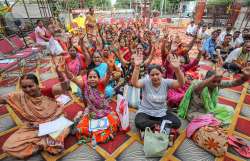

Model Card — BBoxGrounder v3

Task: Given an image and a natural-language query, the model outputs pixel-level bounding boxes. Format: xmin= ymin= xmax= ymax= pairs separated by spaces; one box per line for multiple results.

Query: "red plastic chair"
xmin=0 ymin=38 xmax=15 ymax=55
xmin=8 ymin=35 xmax=33 ymax=53
xmin=0 ymin=38 xmax=33 ymax=59
xmin=8 ymin=35 xmax=26 ymax=49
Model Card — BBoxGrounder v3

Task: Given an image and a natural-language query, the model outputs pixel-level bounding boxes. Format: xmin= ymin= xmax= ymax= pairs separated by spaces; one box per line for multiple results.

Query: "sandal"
xmin=228 ymin=136 xmax=250 ymax=159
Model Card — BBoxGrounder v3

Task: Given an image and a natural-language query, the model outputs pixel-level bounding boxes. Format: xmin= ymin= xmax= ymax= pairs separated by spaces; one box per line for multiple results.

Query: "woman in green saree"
xmin=178 ymin=66 xmax=250 ymax=124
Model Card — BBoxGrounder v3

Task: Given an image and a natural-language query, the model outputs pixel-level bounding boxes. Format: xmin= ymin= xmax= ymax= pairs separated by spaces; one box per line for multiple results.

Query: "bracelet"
xmin=59 ymin=77 xmax=64 ymax=82
xmin=70 ymin=76 xmax=75 ymax=81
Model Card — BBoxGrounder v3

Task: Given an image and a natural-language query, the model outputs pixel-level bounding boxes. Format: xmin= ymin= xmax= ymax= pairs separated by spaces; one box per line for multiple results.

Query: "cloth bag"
xmin=143 ymin=127 xmax=169 ymax=157
xmin=116 ymin=95 xmax=130 ymax=131
xmin=123 ymin=85 xmax=140 ymax=108
xmin=192 ymin=126 xmax=228 ymax=157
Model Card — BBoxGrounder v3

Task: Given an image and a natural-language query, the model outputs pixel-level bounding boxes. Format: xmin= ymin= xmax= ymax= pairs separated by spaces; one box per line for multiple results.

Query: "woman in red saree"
xmin=0 ymin=73 xmax=69 ymax=159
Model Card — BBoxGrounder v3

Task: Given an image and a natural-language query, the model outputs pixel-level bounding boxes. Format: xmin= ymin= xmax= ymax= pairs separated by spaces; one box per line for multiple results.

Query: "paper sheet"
xmin=0 ymin=59 xmax=16 ymax=64
xmin=38 ymin=116 xmax=73 ymax=137
xmin=56 ymin=94 xmax=71 ymax=105
xmin=89 ymin=117 xmax=109 ymax=132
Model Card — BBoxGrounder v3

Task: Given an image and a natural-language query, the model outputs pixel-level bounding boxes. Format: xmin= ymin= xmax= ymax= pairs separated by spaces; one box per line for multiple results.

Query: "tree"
xmin=96 ymin=0 xmax=111 ymax=9
xmin=66 ymin=0 xmax=111 ymax=9
xmin=207 ymin=0 xmax=233 ymax=6
xmin=114 ymin=0 xmax=130 ymax=9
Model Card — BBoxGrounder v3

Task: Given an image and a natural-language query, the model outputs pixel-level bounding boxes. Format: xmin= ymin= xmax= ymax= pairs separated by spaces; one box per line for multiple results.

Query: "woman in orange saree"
xmin=0 ymin=73 xmax=69 ymax=159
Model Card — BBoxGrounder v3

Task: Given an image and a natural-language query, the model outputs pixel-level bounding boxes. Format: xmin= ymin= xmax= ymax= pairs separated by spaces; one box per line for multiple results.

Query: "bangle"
xmin=70 ymin=76 xmax=75 ymax=81
xmin=59 ymin=77 xmax=64 ymax=82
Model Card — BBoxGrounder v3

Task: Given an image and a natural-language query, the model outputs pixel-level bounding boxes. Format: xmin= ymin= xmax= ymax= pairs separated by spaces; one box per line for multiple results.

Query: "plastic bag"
xmin=116 ymin=94 xmax=130 ymax=131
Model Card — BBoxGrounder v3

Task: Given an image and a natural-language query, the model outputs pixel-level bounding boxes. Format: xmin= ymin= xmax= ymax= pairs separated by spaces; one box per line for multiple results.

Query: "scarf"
xmin=178 ymin=81 xmax=234 ymax=124
xmin=7 ymin=92 xmax=63 ymax=124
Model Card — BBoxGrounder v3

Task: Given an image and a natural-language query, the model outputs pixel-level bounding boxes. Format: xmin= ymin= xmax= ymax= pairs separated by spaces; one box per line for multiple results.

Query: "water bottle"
xmin=91 ymin=136 xmax=97 ymax=149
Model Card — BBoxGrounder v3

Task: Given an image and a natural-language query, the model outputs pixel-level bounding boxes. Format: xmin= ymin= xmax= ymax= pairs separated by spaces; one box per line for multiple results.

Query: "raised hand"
xmin=214 ymin=66 xmax=225 ymax=79
xmin=163 ymin=28 xmax=169 ymax=38
xmin=169 ymin=55 xmax=180 ymax=70
xmin=133 ymin=54 xmax=143 ymax=66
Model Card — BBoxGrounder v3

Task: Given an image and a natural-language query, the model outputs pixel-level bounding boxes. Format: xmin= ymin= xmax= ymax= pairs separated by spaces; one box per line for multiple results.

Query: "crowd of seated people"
xmin=1 ymin=12 xmax=250 ymax=159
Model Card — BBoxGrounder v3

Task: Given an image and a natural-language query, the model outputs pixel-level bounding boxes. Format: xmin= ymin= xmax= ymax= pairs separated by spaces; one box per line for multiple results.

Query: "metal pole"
xmin=22 ymin=0 xmax=34 ymax=28
xmin=37 ymin=0 xmax=43 ymax=17
xmin=160 ymin=0 xmax=164 ymax=17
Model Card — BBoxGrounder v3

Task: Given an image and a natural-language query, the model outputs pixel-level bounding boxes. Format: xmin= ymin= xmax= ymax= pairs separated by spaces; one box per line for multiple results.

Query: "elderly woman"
xmin=0 ymin=73 xmax=69 ymax=159
xmin=178 ymin=66 xmax=250 ymax=124
xmin=131 ymin=53 xmax=184 ymax=131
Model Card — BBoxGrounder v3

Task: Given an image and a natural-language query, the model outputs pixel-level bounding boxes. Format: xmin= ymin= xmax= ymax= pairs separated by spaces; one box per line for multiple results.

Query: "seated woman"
xmin=178 ymin=66 xmax=250 ymax=124
xmin=116 ymin=43 xmax=154 ymax=84
xmin=170 ymin=33 xmax=197 ymax=64
xmin=0 ymin=73 xmax=69 ymax=159
xmin=35 ymin=20 xmax=50 ymax=49
xmin=87 ymin=50 xmax=117 ymax=97
xmin=65 ymin=37 xmax=91 ymax=76
xmin=131 ymin=54 xmax=183 ymax=132
xmin=119 ymin=37 xmax=132 ymax=62
xmin=162 ymin=39 xmax=203 ymax=108
xmin=114 ymin=42 xmax=154 ymax=107
xmin=63 ymin=64 xmax=120 ymax=144
xmin=49 ymin=17 xmax=63 ymax=32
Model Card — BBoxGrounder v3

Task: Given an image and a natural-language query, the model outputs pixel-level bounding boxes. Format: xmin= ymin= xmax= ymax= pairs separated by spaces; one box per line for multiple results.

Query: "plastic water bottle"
xmin=91 ymin=136 xmax=97 ymax=149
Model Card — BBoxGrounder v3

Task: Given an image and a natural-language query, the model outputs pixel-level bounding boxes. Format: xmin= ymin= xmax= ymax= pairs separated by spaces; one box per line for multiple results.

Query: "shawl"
xmin=178 ymin=82 xmax=234 ymax=124
xmin=7 ymin=92 xmax=63 ymax=124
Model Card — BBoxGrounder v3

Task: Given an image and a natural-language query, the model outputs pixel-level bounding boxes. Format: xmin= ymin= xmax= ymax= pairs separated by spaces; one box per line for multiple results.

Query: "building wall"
xmin=12 ymin=3 xmax=52 ymax=18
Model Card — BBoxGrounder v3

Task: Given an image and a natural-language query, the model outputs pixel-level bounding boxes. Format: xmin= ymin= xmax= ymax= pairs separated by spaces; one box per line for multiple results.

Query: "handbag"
xmin=192 ymin=126 xmax=228 ymax=157
xmin=143 ymin=127 xmax=169 ymax=157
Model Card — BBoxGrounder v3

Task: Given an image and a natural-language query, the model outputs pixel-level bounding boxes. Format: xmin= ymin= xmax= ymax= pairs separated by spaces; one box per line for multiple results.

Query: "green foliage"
xmin=114 ymin=0 xmax=130 ymax=9
xmin=152 ymin=0 xmax=161 ymax=10
xmin=96 ymin=0 xmax=111 ymax=9
xmin=207 ymin=0 xmax=233 ymax=6
xmin=67 ymin=0 xmax=80 ymax=9
xmin=245 ymin=0 xmax=250 ymax=6
xmin=65 ymin=0 xmax=111 ymax=9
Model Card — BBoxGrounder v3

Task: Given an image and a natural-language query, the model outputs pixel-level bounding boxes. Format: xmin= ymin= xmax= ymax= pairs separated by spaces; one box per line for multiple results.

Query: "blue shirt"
xmin=95 ymin=63 xmax=108 ymax=78
xmin=202 ymin=37 xmax=217 ymax=56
